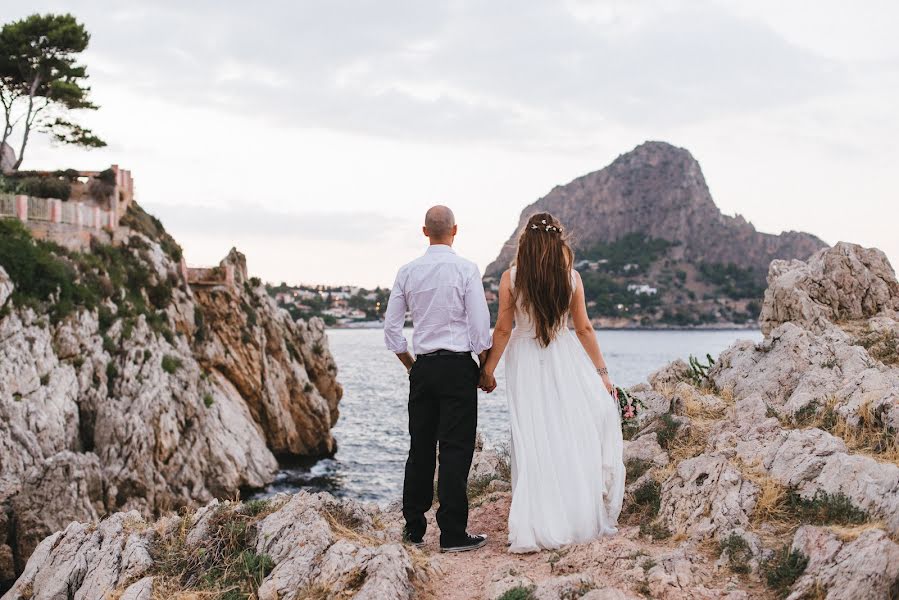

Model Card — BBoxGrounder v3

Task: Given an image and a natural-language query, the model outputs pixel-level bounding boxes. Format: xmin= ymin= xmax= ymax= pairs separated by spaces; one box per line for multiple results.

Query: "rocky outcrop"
xmin=2 ymin=492 xmax=425 ymax=600
xmin=608 ymin=242 xmax=899 ymax=599
xmin=0 ymin=212 xmax=342 ymax=590
xmin=759 ymin=242 xmax=899 ymax=334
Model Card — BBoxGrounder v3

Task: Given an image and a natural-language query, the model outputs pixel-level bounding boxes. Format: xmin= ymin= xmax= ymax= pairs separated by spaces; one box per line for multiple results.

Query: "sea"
xmin=254 ymin=327 xmax=762 ymax=504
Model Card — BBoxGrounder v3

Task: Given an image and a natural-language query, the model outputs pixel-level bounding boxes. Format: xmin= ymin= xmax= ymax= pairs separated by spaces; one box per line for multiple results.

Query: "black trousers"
xmin=402 ymin=354 xmax=479 ymax=546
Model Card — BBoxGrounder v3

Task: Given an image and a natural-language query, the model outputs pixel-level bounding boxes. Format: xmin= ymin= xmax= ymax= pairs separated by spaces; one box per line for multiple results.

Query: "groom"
xmin=383 ymin=205 xmax=492 ymax=553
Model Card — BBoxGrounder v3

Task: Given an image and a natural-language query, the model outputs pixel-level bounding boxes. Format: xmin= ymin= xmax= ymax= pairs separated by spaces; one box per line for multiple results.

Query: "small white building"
xmin=627 ymin=283 xmax=658 ymax=295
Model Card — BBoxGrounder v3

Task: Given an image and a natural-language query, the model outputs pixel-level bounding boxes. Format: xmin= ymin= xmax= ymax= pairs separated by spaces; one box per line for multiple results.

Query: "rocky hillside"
xmin=487 ymin=141 xmax=828 ymax=327
xmin=0 ymin=207 xmax=341 ymax=591
xmin=5 ymin=241 xmax=898 ymax=599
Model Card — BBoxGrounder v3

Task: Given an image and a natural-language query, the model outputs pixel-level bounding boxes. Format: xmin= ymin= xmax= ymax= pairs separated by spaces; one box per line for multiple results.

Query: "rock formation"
xmin=5 ymin=239 xmax=899 ymax=599
xmin=486 ymin=141 xmax=828 ymax=327
xmin=0 ymin=207 xmax=341 ymax=590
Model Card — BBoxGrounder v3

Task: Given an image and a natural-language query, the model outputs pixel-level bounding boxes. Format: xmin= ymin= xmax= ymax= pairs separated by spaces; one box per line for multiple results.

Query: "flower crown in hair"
xmin=530 ymin=218 xmax=561 ymax=233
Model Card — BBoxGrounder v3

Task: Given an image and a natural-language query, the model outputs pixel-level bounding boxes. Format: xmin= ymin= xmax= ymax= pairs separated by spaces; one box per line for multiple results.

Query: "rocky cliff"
xmin=0 ymin=207 xmax=341 ymax=590
xmin=5 ymin=241 xmax=898 ymax=599
xmin=487 ymin=141 xmax=828 ymax=327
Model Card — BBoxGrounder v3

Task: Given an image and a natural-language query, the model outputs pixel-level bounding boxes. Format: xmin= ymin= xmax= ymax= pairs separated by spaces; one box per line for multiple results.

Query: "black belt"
xmin=417 ymin=349 xmax=471 ymax=358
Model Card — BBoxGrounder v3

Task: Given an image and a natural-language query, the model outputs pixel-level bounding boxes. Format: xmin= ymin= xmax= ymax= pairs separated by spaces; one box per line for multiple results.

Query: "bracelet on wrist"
xmin=597 ymin=367 xmax=608 ymax=376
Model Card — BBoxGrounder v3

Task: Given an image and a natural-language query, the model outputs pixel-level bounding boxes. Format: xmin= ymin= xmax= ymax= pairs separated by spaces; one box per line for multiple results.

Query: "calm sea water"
xmin=256 ymin=328 xmax=762 ymax=503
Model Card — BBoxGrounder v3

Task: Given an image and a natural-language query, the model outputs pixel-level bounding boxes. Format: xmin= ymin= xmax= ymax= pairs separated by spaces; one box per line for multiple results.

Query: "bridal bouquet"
xmin=615 ymin=385 xmax=645 ymax=422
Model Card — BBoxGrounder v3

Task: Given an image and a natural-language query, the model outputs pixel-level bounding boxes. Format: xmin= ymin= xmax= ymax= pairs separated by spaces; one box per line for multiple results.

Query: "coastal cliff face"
xmin=487 ymin=141 xmax=828 ymax=327
xmin=5 ymin=241 xmax=898 ymax=599
xmin=0 ymin=208 xmax=341 ymax=590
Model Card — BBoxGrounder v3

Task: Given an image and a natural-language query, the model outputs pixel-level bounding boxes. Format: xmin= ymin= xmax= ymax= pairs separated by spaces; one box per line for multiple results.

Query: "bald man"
xmin=384 ymin=205 xmax=492 ymax=553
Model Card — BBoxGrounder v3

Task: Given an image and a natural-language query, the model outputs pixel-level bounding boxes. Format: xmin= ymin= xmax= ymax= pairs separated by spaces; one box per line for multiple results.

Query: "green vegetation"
xmin=655 ymin=413 xmax=682 ymax=450
xmin=0 ymin=13 xmax=105 ymax=169
xmin=857 ymin=328 xmax=899 ymax=366
xmin=203 ymin=393 xmax=214 ymax=408
xmin=623 ymin=479 xmax=662 ymax=524
xmin=0 ymin=213 xmax=180 ymax=338
xmin=697 ymin=262 xmax=764 ymax=300
xmin=119 ymin=203 xmax=183 ymax=262
xmin=153 ymin=505 xmax=275 ymax=600
xmin=497 ymin=587 xmax=535 ymax=600
xmin=11 ymin=175 xmax=72 ymax=200
xmin=161 ymin=355 xmax=182 ymax=374
xmin=581 ymin=233 xmax=674 ymax=273
xmin=762 ymin=545 xmax=808 ymax=598
xmin=639 ymin=520 xmax=671 ymax=540
xmin=625 ymin=458 xmax=652 ymax=484
xmin=720 ymin=532 xmax=752 ymax=574
xmin=785 ymin=489 xmax=868 ymax=525
xmin=686 ymin=354 xmax=715 ymax=388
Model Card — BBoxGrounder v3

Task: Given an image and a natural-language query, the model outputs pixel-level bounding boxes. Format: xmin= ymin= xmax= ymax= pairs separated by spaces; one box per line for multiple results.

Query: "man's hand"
xmin=479 ymin=370 xmax=497 ymax=393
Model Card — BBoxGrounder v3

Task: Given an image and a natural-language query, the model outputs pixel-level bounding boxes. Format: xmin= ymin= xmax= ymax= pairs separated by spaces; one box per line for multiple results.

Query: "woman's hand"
xmin=602 ymin=375 xmax=617 ymax=400
xmin=479 ymin=369 xmax=497 ymax=393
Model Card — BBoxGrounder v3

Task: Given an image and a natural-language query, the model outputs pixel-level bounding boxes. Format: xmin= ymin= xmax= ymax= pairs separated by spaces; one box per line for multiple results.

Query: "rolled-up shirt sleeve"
xmin=464 ymin=266 xmax=493 ymax=354
xmin=384 ymin=270 xmax=409 ymax=354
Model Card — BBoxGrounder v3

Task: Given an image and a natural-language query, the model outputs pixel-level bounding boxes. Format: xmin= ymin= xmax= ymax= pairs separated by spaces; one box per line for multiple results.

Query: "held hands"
xmin=479 ymin=369 xmax=497 ymax=393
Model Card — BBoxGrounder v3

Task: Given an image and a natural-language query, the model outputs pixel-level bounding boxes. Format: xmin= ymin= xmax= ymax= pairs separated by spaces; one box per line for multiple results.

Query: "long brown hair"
xmin=512 ymin=212 xmax=574 ymax=346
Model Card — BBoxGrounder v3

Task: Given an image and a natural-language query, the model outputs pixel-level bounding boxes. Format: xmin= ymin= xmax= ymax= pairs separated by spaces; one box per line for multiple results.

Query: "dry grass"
xmin=321 ymin=504 xmax=385 ymax=548
xmin=805 ymin=398 xmax=899 ymax=466
xmin=826 ymin=521 xmax=888 ymax=542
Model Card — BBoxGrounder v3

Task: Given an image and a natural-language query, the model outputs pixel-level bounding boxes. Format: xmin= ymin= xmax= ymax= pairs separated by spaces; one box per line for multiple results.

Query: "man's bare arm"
xmin=396 ymin=351 xmax=415 ymax=372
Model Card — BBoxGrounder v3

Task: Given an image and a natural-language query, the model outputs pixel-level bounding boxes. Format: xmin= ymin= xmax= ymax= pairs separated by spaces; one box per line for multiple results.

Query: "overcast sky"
xmin=3 ymin=0 xmax=898 ymax=288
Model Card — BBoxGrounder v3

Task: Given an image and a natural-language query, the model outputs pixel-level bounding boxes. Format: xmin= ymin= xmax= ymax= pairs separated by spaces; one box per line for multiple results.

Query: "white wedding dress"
xmin=505 ymin=268 xmax=625 ymax=553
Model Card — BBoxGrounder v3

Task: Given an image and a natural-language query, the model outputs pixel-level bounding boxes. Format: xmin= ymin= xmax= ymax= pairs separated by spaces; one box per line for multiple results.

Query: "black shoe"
xmin=402 ymin=527 xmax=425 ymax=548
xmin=440 ymin=534 xmax=487 ymax=553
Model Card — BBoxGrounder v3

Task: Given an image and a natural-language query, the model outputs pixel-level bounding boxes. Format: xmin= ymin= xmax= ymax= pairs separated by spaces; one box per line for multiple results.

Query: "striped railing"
xmin=4 ymin=194 xmax=115 ymax=230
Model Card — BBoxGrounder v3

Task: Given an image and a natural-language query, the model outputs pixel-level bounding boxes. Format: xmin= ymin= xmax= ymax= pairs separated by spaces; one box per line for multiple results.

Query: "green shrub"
xmin=161 ymin=355 xmax=182 ymax=374
xmin=720 ymin=532 xmax=752 ymax=574
xmin=17 ymin=175 xmax=71 ymax=200
xmin=154 ymin=505 xmax=275 ymax=597
xmin=656 ymin=413 xmax=681 ymax=450
xmin=785 ymin=490 xmax=868 ymax=525
xmin=194 ymin=305 xmax=207 ymax=343
xmin=148 ymin=281 xmax=173 ymax=310
xmin=0 ymin=220 xmax=100 ymax=322
xmin=106 ymin=361 xmax=119 ymax=388
xmin=763 ymin=545 xmax=808 ymax=597
xmin=203 ymin=393 xmax=214 ymax=408
xmin=626 ymin=458 xmax=652 ymax=484
xmin=623 ymin=479 xmax=662 ymax=522
xmin=497 ymin=586 xmax=534 ymax=600
xmin=639 ymin=520 xmax=671 ymax=540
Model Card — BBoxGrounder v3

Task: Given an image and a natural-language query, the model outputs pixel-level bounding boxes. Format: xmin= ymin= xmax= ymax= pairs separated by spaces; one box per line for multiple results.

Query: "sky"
xmin=2 ymin=0 xmax=898 ymax=288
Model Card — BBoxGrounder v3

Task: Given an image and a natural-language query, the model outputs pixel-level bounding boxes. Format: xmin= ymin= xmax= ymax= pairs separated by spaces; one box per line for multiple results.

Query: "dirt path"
xmin=408 ymin=492 xmax=773 ymax=600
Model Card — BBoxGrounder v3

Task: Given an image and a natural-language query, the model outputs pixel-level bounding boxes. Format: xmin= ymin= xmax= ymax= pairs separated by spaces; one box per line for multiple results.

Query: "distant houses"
xmin=269 ymin=283 xmax=389 ymax=327
xmin=627 ymin=283 xmax=658 ymax=295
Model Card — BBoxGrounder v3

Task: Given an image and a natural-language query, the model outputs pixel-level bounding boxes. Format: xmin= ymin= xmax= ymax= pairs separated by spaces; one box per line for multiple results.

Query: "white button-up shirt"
xmin=384 ymin=245 xmax=492 ymax=356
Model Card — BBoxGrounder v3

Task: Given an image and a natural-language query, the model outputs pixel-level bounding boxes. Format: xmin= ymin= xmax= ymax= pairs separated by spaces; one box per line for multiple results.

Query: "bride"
xmin=479 ymin=212 xmax=625 ymax=553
